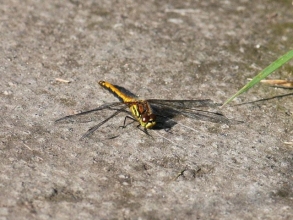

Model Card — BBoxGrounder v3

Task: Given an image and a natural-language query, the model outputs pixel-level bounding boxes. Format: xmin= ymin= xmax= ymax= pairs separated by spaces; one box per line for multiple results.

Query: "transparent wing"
xmin=176 ymin=108 xmax=231 ymax=124
xmin=148 ymin=99 xmax=220 ymax=109
xmin=79 ymin=106 xmax=129 ymax=140
xmin=149 ymin=99 xmax=237 ymax=124
xmin=55 ymin=102 xmax=125 ymax=124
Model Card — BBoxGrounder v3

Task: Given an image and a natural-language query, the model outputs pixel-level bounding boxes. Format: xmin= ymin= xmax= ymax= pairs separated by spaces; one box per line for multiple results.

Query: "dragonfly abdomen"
xmin=99 ymin=81 xmax=136 ymax=103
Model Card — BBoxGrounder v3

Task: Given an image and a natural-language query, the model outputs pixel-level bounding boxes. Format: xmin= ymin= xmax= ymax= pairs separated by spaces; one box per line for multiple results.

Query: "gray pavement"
xmin=1 ymin=0 xmax=293 ymax=219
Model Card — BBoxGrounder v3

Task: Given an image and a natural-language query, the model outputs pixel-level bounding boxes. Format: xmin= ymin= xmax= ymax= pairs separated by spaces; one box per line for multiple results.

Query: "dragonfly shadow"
xmin=233 ymin=92 xmax=293 ymax=106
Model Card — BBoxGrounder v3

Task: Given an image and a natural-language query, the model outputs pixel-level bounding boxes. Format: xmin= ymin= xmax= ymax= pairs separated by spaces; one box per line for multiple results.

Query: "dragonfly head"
xmin=141 ymin=113 xmax=156 ymax=129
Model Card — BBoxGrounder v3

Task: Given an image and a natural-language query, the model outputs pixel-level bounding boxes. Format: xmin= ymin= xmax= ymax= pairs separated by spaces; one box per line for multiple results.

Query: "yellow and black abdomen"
xmin=99 ymin=81 xmax=137 ymax=103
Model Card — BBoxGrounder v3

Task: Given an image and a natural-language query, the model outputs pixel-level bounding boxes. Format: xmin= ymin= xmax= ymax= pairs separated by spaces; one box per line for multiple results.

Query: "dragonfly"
xmin=55 ymin=80 xmax=233 ymax=140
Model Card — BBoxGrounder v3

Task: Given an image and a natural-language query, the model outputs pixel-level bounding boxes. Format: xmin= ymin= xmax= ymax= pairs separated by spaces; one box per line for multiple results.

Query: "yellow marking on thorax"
xmin=99 ymin=81 xmax=137 ymax=103
xmin=130 ymin=101 xmax=156 ymax=129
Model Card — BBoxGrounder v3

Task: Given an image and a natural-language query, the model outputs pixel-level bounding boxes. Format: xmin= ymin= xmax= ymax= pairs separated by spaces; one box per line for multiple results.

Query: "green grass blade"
xmin=222 ymin=49 xmax=293 ymax=106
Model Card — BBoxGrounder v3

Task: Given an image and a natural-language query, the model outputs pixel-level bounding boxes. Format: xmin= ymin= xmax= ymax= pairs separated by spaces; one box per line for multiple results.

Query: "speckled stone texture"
xmin=1 ymin=0 xmax=293 ymax=219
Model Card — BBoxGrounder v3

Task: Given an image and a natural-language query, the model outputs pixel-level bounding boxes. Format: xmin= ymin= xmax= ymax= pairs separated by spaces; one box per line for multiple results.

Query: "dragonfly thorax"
xmin=130 ymin=102 xmax=156 ymax=129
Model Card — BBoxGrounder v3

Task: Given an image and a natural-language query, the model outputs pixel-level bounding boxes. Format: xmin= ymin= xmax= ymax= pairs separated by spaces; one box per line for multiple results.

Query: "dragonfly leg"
xmin=135 ymin=125 xmax=154 ymax=139
xmin=119 ymin=115 xmax=136 ymax=129
xmin=79 ymin=109 xmax=124 ymax=140
xmin=142 ymin=127 xmax=150 ymax=136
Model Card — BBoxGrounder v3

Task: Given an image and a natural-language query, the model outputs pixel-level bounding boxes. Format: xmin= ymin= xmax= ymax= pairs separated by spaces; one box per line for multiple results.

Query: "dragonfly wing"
xmin=178 ymin=109 xmax=231 ymax=124
xmin=55 ymin=102 xmax=125 ymax=123
xmin=150 ymin=103 xmax=232 ymax=124
xmin=148 ymin=99 xmax=221 ymax=109
xmin=80 ymin=107 xmax=128 ymax=139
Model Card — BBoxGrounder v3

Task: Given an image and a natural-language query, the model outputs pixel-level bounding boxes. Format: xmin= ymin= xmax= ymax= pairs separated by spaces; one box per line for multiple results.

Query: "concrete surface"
xmin=1 ymin=0 xmax=293 ymax=219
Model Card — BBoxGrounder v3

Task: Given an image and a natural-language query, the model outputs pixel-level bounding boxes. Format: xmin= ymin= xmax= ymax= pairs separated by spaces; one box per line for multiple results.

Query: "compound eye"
xmin=142 ymin=114 xmax=149 ymax=122
xmin=149 ymin=114 xmax=156 ymax=122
